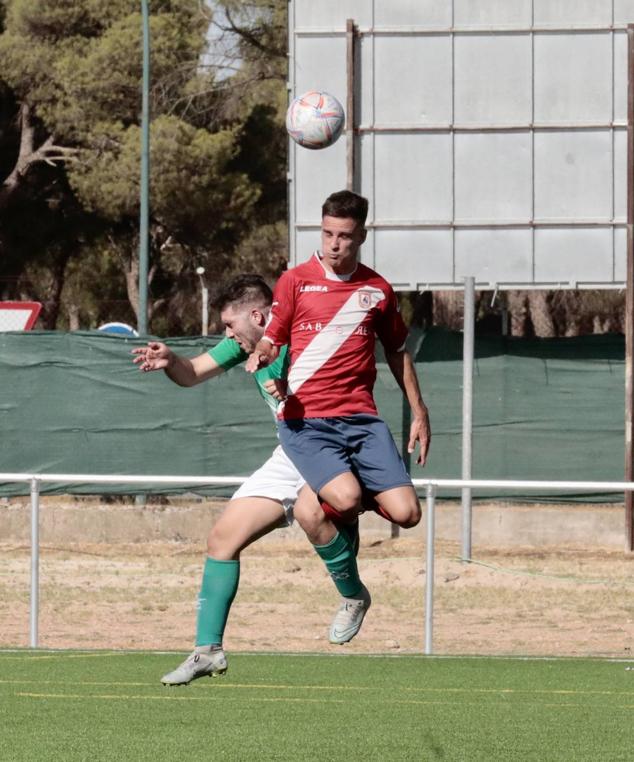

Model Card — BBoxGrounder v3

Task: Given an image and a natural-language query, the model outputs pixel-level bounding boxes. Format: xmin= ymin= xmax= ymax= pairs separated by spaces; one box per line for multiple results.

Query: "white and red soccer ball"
xmin=285 ymin=90 xmax=345 ymax=150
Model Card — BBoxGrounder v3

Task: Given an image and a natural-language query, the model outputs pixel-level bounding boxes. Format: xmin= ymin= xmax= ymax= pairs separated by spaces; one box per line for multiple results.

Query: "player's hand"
xmin=245 ymin=341 xmax=278 ymax=373
xmin=131 ymin=341 xmax=173 ymax=372
xmin=262 ymin=378 xmax=287 ymax=401
xmin=409 ymin=407 xmax=431 ymax=466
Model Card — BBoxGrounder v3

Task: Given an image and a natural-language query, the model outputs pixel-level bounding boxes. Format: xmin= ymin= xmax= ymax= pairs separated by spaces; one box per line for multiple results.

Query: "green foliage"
xmin=0 ymin=30 xmax=60 ymax=106
xmin=57 ymin=241 xmax=136 ymax=330
xmin=6 ymin=0 xmax=127 ymax=39
xmin=232 ymin=220 xmax=287 ymax=282
xmin=214 ymin=0 xmax=287 ymax=119
xmin=69 ymin=116 xmax=259 ymax=246
xmin=0 ymin=0 xmax=290 ymax=333
xmin=1 ymin=3 xmax=211 ymax=137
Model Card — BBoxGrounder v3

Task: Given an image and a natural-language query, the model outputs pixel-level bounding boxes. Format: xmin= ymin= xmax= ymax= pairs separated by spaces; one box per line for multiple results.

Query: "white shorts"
xmin=231 ymin=445 xmax=306 ymax=525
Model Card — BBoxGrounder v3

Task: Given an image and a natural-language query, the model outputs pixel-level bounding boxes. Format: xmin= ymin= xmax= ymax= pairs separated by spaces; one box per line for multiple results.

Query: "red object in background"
xmin=0 ymin=301 xmax=42 ymax=331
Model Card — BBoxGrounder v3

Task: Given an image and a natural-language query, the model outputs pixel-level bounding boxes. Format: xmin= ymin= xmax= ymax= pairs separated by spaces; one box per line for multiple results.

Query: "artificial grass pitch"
xmin=2 ymin=651 xmax=634 ymax=761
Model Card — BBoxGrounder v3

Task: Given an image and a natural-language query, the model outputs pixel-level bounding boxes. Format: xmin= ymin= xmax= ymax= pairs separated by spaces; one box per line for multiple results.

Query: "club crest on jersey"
xmin=358 ymin=291 xmax=374 ymax=310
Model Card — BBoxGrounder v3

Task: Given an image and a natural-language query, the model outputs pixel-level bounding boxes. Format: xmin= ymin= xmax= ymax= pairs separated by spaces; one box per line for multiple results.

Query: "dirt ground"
xmin=2 ymin=528 xmax=634 ymax=657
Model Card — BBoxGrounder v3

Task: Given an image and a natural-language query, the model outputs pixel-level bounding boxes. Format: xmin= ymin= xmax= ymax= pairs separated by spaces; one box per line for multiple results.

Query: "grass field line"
xmin=3 ymin=650 xmax=634 ymax=665
xmin=0 ymin=652 xmax=122 ymax=661
xmin=3 ymin=679 xmax=634 ymax=698
xmin=16 ymin=691 xmax=634 ymax=711
xmin=15 ymin=691 xmax=346 ymax=705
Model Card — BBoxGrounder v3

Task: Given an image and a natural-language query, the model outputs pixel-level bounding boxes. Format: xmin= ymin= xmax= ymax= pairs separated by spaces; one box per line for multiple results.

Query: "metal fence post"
xmin=462 ymin=276 xmax=475 ymax=560
xmin=424 ymin=482 xmax=436 ymax=655
xmin=137 ymin=0 xmax=151 ymax=336
xmin=30 ymin=477 xmax=40 ymax=648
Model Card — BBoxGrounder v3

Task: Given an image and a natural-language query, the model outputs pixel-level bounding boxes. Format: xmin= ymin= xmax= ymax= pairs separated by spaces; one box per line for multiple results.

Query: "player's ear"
xmin=360 ymin=227 xmax=367 ymax=244
xmin=251 ymin=309 xmax=266 ymax=326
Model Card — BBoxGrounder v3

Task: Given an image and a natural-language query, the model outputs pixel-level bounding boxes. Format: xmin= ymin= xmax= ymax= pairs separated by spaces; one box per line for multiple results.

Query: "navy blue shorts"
xmin=277 ymin=414 xmax=413 ymax=495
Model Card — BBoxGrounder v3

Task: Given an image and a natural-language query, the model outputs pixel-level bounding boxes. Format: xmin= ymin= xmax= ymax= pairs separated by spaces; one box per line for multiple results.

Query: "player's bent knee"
xmin=295 ymin=518 xmax=322 ymax=544
xmin=326 ymin=487 xmax=362 ymax=515
xmin=396 ymin=504 xmax=422 ymax=529
xmin=206 ymin=526 xmax=239 ymax=559
xmin=294 ymin=498 xmax=328 ymax=533
xmin=294 ymin=509 xmax=323 ymax=534
xmin=206 ymin=530 xmax=222 ymax=557
xmin=381 ymin=495 xmax=422 ymax=528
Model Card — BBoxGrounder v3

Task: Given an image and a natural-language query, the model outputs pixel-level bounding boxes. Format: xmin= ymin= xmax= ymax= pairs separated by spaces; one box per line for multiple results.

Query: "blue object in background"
xmin=97 ymin=322 xmax=139 ymax=337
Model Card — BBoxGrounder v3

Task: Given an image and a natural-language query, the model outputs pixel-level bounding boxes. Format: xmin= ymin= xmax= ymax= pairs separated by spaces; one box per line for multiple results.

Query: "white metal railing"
xmin=2 ymin=473 xmax=633 ymax=654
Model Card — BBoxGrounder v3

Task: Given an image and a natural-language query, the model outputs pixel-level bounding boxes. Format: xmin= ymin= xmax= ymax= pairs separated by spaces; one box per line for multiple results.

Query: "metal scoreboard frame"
xmin=288 ymin=1 xmax=634 ymax=551
xmin=287 ymin=0 xmax=634 ymax=291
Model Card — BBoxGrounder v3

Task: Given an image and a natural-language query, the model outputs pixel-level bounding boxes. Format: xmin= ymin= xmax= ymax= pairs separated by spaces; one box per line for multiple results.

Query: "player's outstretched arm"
xmin=245 ymin=340 xmax=279 ymax=373
xmin=385 ymin=349 xmax=431 ymax=466
xmin=132 ymin=342 xmax=223 ymax=387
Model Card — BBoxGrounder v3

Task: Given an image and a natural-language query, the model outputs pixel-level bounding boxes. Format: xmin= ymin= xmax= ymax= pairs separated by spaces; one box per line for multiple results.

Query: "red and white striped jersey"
xmin=264 ymin=253 xmax=408 ymax=419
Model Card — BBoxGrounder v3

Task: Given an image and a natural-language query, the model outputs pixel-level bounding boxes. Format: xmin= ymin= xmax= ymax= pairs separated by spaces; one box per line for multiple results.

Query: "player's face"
xmin=221 ymin=304 xmax=265 ymax=353
xmin=320 ymin=215 xmax=367 ymax=275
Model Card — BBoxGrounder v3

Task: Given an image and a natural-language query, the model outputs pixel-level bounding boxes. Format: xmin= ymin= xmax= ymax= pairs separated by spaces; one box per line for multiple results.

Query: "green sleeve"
xmin=208 ymin=337 xmax=247 ymax=371
xmin=268 ymin=344 xmax=289 ymax=380
xmin=280 ymin=344 xmax=290 ymax=378
xmin=252 ymin=345 xmax=290 ymax=416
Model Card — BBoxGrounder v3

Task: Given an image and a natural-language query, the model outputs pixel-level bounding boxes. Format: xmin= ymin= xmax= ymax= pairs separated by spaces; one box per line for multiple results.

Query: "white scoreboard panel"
xmin=288 ymin=0 xmax=634 ymax=290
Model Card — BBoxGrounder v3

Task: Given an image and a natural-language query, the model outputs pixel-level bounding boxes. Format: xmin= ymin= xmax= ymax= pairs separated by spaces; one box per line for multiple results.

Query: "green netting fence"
xmin=0 ymin=328 xmax=625 ymax=501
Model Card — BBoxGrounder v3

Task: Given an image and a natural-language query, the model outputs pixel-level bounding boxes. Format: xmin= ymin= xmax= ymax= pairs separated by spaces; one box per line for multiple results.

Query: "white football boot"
xmin=329 ymin=584 xmax=372 ymax=645
xmin=161 ymin=648 xmax=227 ymax=686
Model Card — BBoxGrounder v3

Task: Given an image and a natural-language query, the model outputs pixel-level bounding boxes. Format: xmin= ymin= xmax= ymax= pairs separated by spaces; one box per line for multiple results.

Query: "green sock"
xmin=195 ymin=556 xmax=240 ymax=647
xmin=314 ymin=531 xmax=362 ymax=598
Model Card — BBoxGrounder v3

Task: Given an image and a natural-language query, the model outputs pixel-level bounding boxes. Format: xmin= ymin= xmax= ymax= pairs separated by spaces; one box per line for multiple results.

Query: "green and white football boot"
xmin=329 ymin=584 xmax=372 ymax=645
xmin=161 ymin=648 xmax=227 ymax=686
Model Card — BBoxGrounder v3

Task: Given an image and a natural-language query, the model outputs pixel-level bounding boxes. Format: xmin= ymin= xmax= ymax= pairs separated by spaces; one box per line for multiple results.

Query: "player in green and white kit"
xmin=133 ymin=275 xmax=367 ymax=685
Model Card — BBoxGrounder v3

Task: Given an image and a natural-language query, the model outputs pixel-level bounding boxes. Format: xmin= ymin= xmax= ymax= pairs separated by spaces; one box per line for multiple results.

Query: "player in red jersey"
xmin=247 ymin=190 xmax=431 ymax=643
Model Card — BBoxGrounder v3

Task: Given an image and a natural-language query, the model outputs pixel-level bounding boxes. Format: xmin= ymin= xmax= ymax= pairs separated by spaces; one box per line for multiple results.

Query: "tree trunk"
xmin=507 ymin=291 xmax=530 ymax=337
xmin=433 ymin=291 xmax=463 ymax=330
xmin=123 ymin=254 xmax=140 ymax=323
xmin=121 ymin=248 xmax=164 ymax=330
xmin=68 ymin=303 xmax=80 ymax=331
xmin=527 ymin=291 xmax=556 ymax=337
xmin=39 ymin=253 xmax=71 ymax=329
xmin=0 ymin=103 xmax=75 ymax=210
xmin=0 ymin=103 xmax=36 ymax=206
xmin=411 ymin=291 xmax=434 ymax=330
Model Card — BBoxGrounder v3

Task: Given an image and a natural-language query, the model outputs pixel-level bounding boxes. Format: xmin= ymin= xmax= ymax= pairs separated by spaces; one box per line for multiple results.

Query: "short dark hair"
xmin=321 ymin=190 xmax=369 ymax=226
xmin=214 ymin=274 xmax=272 ymax=312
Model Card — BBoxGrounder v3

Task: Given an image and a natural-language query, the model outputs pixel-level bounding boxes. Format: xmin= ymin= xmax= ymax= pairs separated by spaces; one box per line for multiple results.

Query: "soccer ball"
xmin=285 ymin=90 xmax=345 ymax=150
